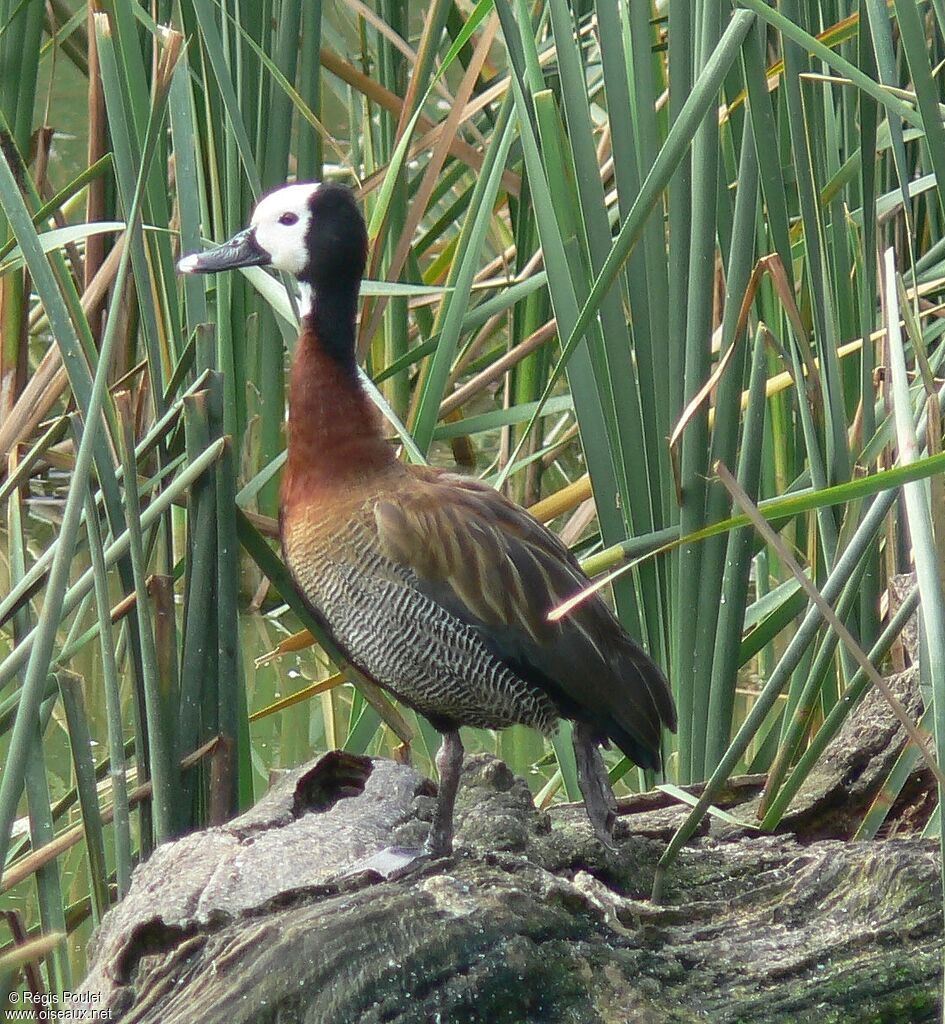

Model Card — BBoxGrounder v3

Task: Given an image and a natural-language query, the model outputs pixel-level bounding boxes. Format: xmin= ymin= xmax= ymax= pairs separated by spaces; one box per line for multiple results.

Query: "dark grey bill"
xmin=177 ymin=227 xmax=270 ymax=274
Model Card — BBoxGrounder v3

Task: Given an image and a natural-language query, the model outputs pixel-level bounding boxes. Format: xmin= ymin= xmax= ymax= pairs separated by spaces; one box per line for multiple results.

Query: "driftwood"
xmin=77 ymin=662 xmax=942 ymax=1024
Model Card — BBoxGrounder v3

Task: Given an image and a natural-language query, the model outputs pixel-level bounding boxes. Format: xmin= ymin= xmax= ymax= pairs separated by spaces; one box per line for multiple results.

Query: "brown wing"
xmin=374 ymin=467 xmax=676 ymax=768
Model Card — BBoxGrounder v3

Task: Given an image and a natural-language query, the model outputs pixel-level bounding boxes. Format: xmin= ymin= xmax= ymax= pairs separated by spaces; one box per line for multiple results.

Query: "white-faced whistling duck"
xmin=178 ymin=182 xmax=677 ymax=857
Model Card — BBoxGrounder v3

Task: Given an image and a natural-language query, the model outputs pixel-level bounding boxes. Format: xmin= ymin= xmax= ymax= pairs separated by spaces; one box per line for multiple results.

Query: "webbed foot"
xmin=348 ymin=845 xmax=432 ymax=880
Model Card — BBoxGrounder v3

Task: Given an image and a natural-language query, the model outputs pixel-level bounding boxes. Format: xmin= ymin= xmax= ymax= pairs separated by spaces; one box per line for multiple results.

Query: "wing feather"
xmin=374 ymin=468 xmax=676 ymax=766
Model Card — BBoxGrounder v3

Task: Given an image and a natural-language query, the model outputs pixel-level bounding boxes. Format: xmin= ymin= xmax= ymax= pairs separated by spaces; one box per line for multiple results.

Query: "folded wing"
xmin=374 ymin=468 xmax=676 ymax=769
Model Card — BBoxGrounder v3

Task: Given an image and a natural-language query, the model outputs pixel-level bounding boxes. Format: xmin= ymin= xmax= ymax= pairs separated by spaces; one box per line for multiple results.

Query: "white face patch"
xmin=250 ymin=183 xmax=320 ymax=275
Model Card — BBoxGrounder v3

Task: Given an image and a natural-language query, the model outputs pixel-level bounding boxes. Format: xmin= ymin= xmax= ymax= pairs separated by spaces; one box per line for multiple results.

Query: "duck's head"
xmin=178 ymin=182 xmax=368 ymax=301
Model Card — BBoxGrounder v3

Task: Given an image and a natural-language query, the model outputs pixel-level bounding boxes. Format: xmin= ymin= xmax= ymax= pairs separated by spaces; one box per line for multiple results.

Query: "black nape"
xmin=300 ymin=183 xmax=367 ymax=371
xmin=304 ymin=183 xmax=368 ymax=286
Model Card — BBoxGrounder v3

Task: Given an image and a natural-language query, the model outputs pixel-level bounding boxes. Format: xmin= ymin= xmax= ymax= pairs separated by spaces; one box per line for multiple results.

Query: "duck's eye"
xmin=279 ymin=212 xmax=299 ymax=226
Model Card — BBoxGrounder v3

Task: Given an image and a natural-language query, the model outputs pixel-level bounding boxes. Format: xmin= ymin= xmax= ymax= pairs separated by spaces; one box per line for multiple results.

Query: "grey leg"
xmin=573 ymin=721 xmax=618 ymax=847
xmin=426 ymin=729 xmax=463 ymax=856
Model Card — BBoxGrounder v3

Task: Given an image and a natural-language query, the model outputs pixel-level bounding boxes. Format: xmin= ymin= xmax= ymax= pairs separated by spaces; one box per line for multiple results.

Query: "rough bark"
xmin=77 ymin=668 xmax=942 ymax=1024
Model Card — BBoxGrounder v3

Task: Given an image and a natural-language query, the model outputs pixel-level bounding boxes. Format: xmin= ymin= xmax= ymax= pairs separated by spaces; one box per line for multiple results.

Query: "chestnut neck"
xmin=282 ymin=297 xmax=396 ymax=507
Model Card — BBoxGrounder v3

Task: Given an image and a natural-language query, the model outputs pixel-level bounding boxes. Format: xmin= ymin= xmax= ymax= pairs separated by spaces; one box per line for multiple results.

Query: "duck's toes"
xmin=584 ymin=799 xmax=619 ymax=851
xmin=348 ymin=845 xmax=432 ymax=880
xmin=423 ymin=822 xmax=455 ymax=859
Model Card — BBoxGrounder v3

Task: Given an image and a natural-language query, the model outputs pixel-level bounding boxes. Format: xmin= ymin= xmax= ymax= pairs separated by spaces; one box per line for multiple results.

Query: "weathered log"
xmin=77 ymin=699 xmax=942 ymax=1024
xmin=75 ymin=627 xmax=941 ymax=1024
